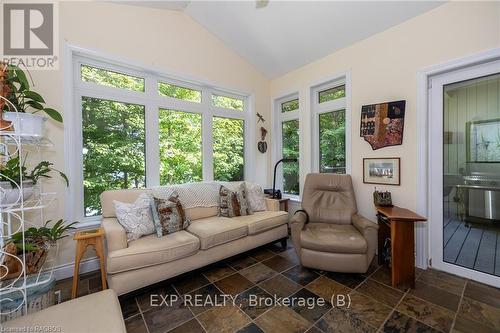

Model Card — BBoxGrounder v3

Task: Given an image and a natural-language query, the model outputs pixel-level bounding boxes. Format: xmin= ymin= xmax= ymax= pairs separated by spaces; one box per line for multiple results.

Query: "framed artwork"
xmin=360 ymin=100 xmax=406 ymax=150
xmin=363 ymin=157 xmax=400 ymax=185
xmin=466 ymin=118 xmax=500 ymax=163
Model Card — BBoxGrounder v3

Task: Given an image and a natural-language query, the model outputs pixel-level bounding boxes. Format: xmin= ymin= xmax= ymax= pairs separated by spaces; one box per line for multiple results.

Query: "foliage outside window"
xmin=213 ymin=117 xmax=244 ymax=181
xmin=81 ymin=65 xmax=144 ymax=92
xmin=82 ymin=97 xmax=146 ymax=217
xmin=282 ymin=120 xmax=300 ymax=195
xmin=319 ymin=110 xmax=345 ymax=174
xmin=159 ymin=109 xmax=202 ymax=185
xmin=212 ymin=94 xmax=244 ymax=111
xmin=158 ymin=82 xmax=201 ymax=103
xmin=318 ymin=85 xmax=345 ymax=103
xmin=281 ymin=99 xmax=299 ymax=113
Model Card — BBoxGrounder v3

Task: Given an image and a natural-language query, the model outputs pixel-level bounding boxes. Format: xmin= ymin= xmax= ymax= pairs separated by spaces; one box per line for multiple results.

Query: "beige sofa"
xmin=100 ymin=186 xmax=288 ymax=295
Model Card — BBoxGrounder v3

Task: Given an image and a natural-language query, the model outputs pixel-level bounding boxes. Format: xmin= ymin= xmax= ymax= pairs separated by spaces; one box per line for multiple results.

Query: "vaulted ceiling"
xmin=116 ymin=1 xmax=444 ymax=78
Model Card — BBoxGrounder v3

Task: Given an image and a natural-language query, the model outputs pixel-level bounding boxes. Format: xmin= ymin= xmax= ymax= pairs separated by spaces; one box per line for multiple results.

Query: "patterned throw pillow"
xmin=114 ymin=193 xmax=156 ymax=242
xmin=245 ymin=182 xmax=267 ymax=212
xmin=151 ymin=191 xmax=190 ymax=236
xmin=219 ymin=183 xmax=253 ymax=217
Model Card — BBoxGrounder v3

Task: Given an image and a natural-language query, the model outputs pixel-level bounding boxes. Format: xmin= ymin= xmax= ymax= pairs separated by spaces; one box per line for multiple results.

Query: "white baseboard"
xmin=53 ymin=257 xmax=100 ymax=281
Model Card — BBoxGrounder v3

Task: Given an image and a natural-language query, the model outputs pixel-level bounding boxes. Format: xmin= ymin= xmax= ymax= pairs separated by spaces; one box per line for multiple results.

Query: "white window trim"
xmin=64 ymin=43 xmax=254 ymax=227
xmin=310 ymin=72 xmax=351 ymax=174
xmin=272 ymin=92 xmax=300 ymax=200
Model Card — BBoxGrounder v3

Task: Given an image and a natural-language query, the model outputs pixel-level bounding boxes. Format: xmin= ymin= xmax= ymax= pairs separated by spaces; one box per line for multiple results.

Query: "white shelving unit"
xmin=0 ymin=96 xmax=58 ymax=322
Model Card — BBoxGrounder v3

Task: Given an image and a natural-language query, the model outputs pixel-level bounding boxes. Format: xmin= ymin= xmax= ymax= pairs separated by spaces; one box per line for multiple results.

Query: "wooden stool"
xmin=72 ymin=227 xmax=107 ymax=299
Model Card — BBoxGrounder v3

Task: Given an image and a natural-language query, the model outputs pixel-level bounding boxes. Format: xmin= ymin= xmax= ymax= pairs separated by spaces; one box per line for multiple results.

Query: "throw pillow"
xmin=151 ymin=191 xmax=190 ymax=236
xmin=219 ymin=183 xmax=253 ymax=217
xmin=245 ymin=182 xmax=267 ymax=212
xmin=114 ymin=193 xmax=156 ymax=242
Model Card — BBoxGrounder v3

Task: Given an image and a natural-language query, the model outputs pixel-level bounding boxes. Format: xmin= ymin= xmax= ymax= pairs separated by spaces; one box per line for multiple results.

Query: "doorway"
xmin=428 ymin=58 xmax=500 ymax=287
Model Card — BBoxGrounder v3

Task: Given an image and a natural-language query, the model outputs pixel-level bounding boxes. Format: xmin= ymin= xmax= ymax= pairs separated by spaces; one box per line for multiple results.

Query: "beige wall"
xmin=269 ymin=1 xmax=500 ymax=221
xmin=28 ymin=1 xmax=270 ymax=269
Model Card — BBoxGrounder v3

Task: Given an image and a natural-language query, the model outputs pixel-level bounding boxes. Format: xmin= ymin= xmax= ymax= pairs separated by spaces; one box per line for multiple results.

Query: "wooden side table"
xmin=376 ymin=205 xmax=427 ymax=289
xmin=72 ymin=227 xmax=107 ymax=299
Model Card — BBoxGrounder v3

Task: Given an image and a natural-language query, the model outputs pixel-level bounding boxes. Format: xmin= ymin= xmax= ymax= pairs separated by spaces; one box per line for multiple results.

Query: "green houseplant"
xmin=0 ymin=154 xmax=68 ymax=207
xmin=0 ymin=63 xmax=63 ymax=137
xmin=1 ymin=220 xmax=77 ymax=279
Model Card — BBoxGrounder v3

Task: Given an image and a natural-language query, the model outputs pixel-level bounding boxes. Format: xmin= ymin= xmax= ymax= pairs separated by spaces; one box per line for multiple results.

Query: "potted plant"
xmin=0 ymin=63 xmax=63 ymax=137
xmin=0 ymin=220 xmax=77 ymax=280
xmin=0 ymin=154 xmax=69 ymax=207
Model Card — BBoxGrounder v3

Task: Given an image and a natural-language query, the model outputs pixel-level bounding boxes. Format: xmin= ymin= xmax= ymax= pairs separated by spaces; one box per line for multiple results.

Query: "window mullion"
xmin=145 ymin=75 xmax=160 ymax=187
xmin=202 ymin=88 xmax=214 ymax=181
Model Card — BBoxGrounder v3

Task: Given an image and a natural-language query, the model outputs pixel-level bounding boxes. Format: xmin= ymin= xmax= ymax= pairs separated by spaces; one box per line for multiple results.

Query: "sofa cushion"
xmin=185 ymin=206 xmax=219 ymax=221
xmin=187 ymin=216 xmax=248 ymax=249
xmin=152 ymin=192 xmax=190 ymax=236
xmin=114 ymin=193 xmax=156 ymax=241
xmin=107 ymin=231 xmax=200 ymax=273
xmin=234 ymin=211 xmax=288 ymax=235
xmin=300 ymin=223 xmax=367 ymax=254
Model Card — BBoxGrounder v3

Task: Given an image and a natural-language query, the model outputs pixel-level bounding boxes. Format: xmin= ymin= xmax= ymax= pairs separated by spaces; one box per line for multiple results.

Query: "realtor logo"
xmin=2 ymin=2 xmax=58 ymax=69
xmin=4 ymin=3 xmax=53 ymax=55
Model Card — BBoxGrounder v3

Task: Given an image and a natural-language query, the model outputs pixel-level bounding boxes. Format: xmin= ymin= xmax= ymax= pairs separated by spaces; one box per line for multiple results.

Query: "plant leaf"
xmin=15 ymin=69 xmax=29 ymax=89
xmin=43 ymin=108 xmax=63 ymax=122
xmin=24 ymin=91 xmax=45 ymax=103
xmin=26 ymin=100 xmax=44 ymax=110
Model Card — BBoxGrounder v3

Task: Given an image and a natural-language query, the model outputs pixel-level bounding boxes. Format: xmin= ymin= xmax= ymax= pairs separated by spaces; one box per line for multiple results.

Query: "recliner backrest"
xmin=301 ymin=173 xmax=357 ymax=225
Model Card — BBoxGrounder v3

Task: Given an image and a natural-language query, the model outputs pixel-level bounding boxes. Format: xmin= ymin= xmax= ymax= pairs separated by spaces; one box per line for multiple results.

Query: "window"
xmin=312 ymin=77 xmax=349 ymax=174
xmin=318 ymin=84 xmax=345 ymax=103
xmin=158 ymin=82 xmax=201 ymax=103
xmin=281 ymin=99 xmax=299 ymax=113
xmin=212 ymin=94 xmax=244 ymax=111
xmin=213 ymin=117 xmax=244 ymax=181
xmin=71 ymin=55 xmax=250 ymax=223
xmin=319 ymin=110 xmax=345 ymax=173
xmin=159 ymin=109 xmax=202 ymax=185
xmin=282 ymin=119 xmax=300 ymax=194
xmin=274 ymin=94 xmax=300 ymax=196
xmin=81 ymin=65 xmax=144 ymax=92
xmin=82 ymin=97 xmax=145 ymax=217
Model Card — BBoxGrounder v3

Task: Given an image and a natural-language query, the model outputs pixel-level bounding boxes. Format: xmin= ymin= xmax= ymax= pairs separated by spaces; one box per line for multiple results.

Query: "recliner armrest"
xmin=102 ymin=218 xmax=128 ymax=252
xmin=290 ymin=211 xmax=307 ymax=251
xmin=352 ymin=214 xmax=378 ymax=232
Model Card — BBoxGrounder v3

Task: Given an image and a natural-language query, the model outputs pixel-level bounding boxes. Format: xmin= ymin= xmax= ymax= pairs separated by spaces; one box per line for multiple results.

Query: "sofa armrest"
xmin=102 ymin=218 xmax=127 ymax=252
xmin=290 ymin=211 xmax=307 ymax=251
xmin=265 ymin=198 xmax=280 ymax=211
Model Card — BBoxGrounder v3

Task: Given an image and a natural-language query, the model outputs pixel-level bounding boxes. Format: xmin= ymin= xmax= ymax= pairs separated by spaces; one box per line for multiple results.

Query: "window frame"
xmin=67 ymin=49 xmax=253 ymax=226
xmin=310 ymin=74 xmax=351 ymax=175
xmin=273 ymin=92 xmax=300 ymax=200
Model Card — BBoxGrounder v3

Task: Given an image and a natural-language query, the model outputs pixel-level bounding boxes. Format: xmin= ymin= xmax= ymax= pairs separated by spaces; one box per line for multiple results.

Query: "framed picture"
xmin=363 ymin=158 xmax=400 ymax=185
xmin=466 ymin=118 xmax=500 ymax=163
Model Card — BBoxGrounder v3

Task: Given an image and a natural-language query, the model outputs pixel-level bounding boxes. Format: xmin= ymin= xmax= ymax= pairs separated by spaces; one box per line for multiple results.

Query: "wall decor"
xmin=466 ymin=118 xmax=500 ymax=162
xmin=256 ymin=112 xmax=265 ymax=123
xmin=363 ymin=157 xmax=400 ymax=185
xmin=258 ymin=126 xmax=268 ymax=153
xmin=360 ymin=100 xmax=406 ymax=150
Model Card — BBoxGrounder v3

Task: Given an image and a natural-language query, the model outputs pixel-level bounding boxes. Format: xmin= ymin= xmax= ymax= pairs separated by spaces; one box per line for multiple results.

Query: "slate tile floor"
xmin=56 ymin=241 xmax=500 ymax=333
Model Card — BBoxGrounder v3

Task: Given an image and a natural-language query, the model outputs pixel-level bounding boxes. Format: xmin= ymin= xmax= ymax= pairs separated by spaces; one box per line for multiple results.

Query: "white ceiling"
xmin=116 ymin=1 xmax=444 ymax=79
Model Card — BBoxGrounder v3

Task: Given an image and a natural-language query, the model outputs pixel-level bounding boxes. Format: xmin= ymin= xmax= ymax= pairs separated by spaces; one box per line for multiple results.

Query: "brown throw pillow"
xmin=219 ymin=183 xmax=253 ymax=217
xmin=151 ymin=192 xmax=189 ymax=236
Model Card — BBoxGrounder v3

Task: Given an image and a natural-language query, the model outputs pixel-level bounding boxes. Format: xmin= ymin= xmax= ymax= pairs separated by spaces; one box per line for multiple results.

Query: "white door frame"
xmin=417 ymin=48 xmax=500 ymax=287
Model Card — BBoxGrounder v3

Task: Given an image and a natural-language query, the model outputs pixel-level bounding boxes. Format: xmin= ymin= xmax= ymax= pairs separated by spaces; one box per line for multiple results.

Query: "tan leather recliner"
xmin=290 ymin=173 xmax=379 ymax=273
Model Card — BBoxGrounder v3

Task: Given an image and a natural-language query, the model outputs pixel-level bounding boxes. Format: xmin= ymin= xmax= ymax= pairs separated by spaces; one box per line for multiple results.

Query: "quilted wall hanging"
xmin=360 ymin=100 xmax=406 ymax=150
